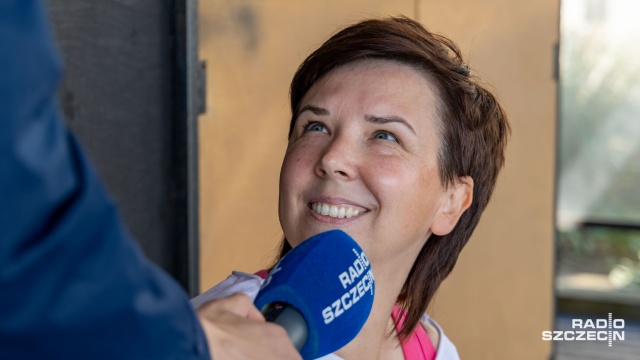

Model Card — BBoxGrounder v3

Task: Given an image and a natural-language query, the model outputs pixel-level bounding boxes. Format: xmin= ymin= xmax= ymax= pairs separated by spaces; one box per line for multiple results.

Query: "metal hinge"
xmin=196 ymin=60 xmax=206 ymax=115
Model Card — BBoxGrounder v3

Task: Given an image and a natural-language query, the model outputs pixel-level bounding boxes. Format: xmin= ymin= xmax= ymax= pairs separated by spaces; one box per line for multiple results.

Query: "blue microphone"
xmin=254 ymin=230 xmax=375 ymax=359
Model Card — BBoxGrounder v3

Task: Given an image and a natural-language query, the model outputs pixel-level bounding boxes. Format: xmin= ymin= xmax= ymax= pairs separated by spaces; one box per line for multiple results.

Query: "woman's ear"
xmin=431 ymin=176 xmax=474 ymax=236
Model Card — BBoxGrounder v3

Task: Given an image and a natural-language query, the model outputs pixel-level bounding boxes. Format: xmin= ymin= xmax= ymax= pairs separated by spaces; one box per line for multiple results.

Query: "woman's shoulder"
xmin=421 ymin=314 xmax=460 ymax=360
xmin=190 ymin=270 xmax=264 ymax=309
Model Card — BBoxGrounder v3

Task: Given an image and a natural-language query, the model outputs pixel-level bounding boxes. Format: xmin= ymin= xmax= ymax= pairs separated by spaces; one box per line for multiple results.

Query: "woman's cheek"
xmin=366 ymin=157 xmax=405 ymax=187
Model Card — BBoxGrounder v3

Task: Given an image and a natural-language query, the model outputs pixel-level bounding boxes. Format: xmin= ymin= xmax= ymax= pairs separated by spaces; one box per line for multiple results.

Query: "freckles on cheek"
xmin=291 ymin=155 xmax=309 ymax=174
xmin=371 ymin=161 xmax=406 ymax=189
xmin=282 ymin=154 xmax=309 ymax=187
xmin=283 ymin=152 xmax=301 ymax=168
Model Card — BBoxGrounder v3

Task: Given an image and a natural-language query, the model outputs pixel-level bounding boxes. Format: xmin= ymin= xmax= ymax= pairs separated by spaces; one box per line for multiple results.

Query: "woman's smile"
xmin=278 ymin=58 xmax=452 ymax=267
xmin=308 ymin=197 xmax=369 ymax=219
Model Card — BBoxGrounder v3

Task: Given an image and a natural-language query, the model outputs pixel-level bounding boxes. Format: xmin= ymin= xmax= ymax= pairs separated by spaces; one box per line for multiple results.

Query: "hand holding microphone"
xmin=254 ymin=230 xmax=375 ymax=360
xmin=197 ymin=230 xmax=374 ymax=360
xmin=197 ymin=293 xmax=302 ymax=360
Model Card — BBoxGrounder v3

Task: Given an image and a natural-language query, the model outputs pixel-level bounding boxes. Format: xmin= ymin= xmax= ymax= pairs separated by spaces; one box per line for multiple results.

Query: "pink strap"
xmin=391 ymin=305 xmax=437 ymax=360
xmin=254 ymin=269 xmax=269 ymax=279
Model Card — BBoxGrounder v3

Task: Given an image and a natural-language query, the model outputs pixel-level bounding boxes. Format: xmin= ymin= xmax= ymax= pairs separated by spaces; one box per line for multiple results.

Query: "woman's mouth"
xmin=308 ymin=202 xmax=367 ymax=219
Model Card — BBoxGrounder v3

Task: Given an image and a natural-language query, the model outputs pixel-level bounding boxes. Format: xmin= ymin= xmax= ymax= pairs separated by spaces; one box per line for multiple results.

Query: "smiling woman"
xmin=193 ymin=16 xmax=509 ymax=360
xmin=279 ymin=60 xmax=472 ymax=359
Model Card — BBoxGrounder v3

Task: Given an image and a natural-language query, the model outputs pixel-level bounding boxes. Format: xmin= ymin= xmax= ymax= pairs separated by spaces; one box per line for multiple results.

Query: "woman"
xmin=194 ymin=16 xmax=509 ymax=360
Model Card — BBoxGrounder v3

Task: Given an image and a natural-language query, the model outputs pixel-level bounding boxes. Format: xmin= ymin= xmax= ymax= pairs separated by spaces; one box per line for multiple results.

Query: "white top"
xmin=191 ymin=271 xmax=460 ymax=360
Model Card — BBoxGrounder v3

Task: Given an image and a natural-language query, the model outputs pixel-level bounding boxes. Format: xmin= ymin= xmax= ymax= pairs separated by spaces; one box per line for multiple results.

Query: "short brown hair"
xmin=274 ymin=16 xmax=510 ymax=340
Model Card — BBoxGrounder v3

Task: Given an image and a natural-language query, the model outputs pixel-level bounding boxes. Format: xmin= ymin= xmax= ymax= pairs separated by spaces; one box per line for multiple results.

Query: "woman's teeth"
xmin=311 ymin=202 xmax=360 ymax=219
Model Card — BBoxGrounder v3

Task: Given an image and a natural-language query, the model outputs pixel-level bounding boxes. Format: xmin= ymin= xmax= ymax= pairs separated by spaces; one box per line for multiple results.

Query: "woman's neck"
xmin=334 ymin=297 xmax=404 ymax=360
xmin=334 ymin=263 xmax=410 ymax=360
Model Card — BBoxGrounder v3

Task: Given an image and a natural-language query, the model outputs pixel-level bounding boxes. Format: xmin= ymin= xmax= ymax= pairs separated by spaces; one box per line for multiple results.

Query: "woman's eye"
xmin=304 ymin=122 xmax=328 ymax=133
xmin=373 ymin=131 xmax=399 ymax=143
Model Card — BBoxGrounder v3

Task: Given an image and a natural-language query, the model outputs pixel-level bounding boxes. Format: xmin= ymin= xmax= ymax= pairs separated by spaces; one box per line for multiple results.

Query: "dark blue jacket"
xmin=0 ymin=1 xmax=209 ymax=358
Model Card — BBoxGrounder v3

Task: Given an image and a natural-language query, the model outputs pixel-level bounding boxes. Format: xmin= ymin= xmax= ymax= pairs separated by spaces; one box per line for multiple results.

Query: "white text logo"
xmin=542 ymin=313 xmax=625 ymax=347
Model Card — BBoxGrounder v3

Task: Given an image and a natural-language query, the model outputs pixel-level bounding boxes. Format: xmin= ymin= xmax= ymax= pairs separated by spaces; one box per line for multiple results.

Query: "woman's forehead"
xmin=313 ymin=58 xmax=432 ymax=91
xmin=298 ymin=59 xmax=440 ymax=122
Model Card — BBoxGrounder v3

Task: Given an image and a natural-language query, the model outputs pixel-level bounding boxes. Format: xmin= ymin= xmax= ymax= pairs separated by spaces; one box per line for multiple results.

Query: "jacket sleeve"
xmin=0 ymin=1 xmax=209 ymax=358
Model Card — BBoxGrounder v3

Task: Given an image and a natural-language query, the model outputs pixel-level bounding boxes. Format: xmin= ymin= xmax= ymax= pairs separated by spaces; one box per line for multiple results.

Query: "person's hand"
xmin=197 ymin=293 xmax=302 ymax=360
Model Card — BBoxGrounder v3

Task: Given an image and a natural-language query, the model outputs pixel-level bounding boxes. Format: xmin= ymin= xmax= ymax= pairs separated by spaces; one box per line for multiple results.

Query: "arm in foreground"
xmin=0 ymin=2 xmax=302 ymax=359
xmin=0 ymin=1 xmax=208 ymax=358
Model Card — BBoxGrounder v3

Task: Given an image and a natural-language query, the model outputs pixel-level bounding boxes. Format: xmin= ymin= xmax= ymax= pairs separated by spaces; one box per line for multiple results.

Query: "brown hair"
xmin=273 ymin=16 xmax=510 ymax=340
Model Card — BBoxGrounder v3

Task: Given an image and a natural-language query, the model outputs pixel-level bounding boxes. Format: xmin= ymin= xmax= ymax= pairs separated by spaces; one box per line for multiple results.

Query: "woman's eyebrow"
xmin=297 ymin=104 xmax=330 ymax=117
xmin=365 ymin=114 xmax=416 ymax=135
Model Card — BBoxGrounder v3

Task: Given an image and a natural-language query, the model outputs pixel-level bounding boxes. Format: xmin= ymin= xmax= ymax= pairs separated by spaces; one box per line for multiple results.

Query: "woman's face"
xmin=279 ymin=59 xmax=466 ymax=271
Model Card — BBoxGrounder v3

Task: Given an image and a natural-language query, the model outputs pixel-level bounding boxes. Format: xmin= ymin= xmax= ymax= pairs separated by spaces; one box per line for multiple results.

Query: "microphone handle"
xmin=261 ymin=302 xmax=308 ymax=351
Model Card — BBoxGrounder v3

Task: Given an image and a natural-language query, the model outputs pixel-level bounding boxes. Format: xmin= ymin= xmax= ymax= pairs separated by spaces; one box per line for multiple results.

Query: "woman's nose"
xmin=314 ymin=136 xmax=357 ymax=180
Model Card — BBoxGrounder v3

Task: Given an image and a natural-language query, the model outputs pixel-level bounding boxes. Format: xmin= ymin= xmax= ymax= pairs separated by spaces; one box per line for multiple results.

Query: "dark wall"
xmin=46 ymin=0 xmax=201 ymax=296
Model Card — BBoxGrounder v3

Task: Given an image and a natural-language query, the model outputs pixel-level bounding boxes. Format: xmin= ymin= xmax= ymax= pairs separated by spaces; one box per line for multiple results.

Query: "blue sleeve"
xmin=0 ymin=1 xmax=210 ymax=359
